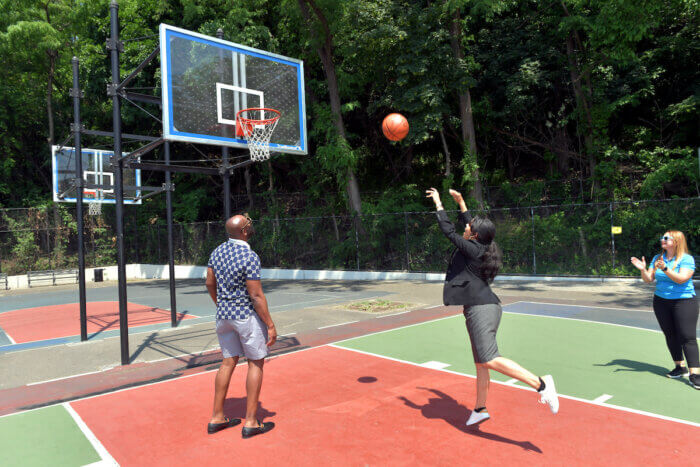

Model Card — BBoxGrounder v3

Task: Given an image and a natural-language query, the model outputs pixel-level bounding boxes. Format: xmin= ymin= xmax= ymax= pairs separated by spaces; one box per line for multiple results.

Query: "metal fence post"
xmin=404 ymin=212 xmax=410 ymax=271
xmin=610 ymin=202 xmax=615 ymax=271
xmin=531 ymin=207 xmax=536 ymax=274
xmin=354 ymin=215 xmax=360 ymax=271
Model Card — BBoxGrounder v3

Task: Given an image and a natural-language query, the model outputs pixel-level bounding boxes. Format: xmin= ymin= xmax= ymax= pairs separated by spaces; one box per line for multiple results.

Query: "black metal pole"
xmin=110 ymin=1 xmax=129 ymax=365
xmin=610 ymin=202 xmax=615 ymax=271
xmin=531 ymin=207 xmax=537 ymax=274
xmin=72 ymin=57 xmax=88 ymax=341
xmin=404 ymin=212 xmax=410 ymax=271
xmin=165 ymin=142 xmax=178 ymax=325
xmin=217 ymin=29 xmax=232 ymax=220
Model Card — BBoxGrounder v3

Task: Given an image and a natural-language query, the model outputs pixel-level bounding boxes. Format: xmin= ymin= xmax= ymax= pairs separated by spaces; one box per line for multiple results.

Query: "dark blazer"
xmin=436 ymin=209 xmax=500 ymax=306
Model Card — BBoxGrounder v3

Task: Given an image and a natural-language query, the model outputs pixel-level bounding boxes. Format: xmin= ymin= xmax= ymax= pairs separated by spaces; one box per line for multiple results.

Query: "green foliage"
xmin=639 ymin=148 xmax=699 ymax=199
xmin=0 ymin=0 xmax=697 ymax=279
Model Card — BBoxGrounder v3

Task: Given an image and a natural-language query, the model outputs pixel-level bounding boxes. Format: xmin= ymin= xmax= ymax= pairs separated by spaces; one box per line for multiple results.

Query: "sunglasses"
xmin=660 ymin=236 xmax=672 ymax=242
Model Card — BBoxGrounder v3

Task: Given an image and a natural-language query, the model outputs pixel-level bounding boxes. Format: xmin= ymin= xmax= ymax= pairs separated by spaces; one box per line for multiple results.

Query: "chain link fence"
xmin=1 ymin=198 xmax=698 ymax=277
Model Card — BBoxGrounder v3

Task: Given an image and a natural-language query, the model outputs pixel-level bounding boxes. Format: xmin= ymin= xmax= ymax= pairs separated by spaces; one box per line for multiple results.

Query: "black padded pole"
xmin=165 ymin=142 xmax=177 ymax=325
xmin=72 ymin=57 xmax=88 ymax=341
xmin=110 ymin=1 xmax=129 ymax=365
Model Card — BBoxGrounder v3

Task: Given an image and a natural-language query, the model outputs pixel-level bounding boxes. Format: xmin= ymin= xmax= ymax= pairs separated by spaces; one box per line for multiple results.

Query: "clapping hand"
xmin=630 ymin=256 xmax=646 ymax=271
xmin=654 ymin=257 xmax=666 ymax=270
xmin=449 ymin=189 xmax=463 ymax=203
xmin=425 ymin=188 xmax=442 ymax=206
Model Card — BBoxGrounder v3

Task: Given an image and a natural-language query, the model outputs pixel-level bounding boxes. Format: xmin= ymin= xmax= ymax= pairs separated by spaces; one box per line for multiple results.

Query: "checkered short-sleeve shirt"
xmin=208 ymin=239 xmax=262 ymax=320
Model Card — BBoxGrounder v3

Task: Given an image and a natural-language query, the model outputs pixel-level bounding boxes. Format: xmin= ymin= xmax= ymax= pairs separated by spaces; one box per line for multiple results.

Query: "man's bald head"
xmin=225 ymin=215 xmax=251 ymax=239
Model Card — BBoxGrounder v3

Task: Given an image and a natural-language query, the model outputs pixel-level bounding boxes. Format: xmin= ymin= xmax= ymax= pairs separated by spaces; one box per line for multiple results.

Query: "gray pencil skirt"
xmin=463 ymin=304 xmax=502 ymax=363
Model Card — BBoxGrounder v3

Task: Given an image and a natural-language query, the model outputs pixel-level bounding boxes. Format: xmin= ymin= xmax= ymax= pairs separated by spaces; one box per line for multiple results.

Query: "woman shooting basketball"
xmin=425 ymin=187 xmax=560 ymax=426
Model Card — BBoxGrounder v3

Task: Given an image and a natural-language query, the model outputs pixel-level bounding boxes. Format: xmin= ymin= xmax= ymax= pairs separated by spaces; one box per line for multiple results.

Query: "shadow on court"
xmin=594 ymin=359 xmax=669 ymax=377
xmin=88 ymin=307 xmax=190 ymax=340
xmin=398 ymin=387 xmax=542 ymax=453
xmin=222 ymin=397 xmax=276 ymax=423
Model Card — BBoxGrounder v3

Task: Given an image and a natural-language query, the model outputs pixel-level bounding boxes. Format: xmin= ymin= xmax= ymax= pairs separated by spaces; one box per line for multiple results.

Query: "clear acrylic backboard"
xmin=52 ymin=146 xmax=142 ymax=204
xmin=159 ymin=24 xmax=307 ymax=155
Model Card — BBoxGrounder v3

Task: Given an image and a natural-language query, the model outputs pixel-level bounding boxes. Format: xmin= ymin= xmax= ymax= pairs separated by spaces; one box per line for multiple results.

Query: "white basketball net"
xmin=237 ymin=108 xmax=281 ymax=162
xmin=86 ymin=190 xmax=103 ymax=216
xmin=88 ymin=201 xmax=102 ymax=216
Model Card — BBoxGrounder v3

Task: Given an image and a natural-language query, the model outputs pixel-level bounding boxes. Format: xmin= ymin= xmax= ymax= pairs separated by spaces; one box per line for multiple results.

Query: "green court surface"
xmin=0 ymin=404 xmax=102 ymax=466
xmin=335 ymin=312 xmax=700 ymax=424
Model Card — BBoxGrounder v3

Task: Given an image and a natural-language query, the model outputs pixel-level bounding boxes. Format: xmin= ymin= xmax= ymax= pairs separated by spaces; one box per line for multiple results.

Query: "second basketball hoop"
xmin=236 ymin=108 xmax=281 ymax=161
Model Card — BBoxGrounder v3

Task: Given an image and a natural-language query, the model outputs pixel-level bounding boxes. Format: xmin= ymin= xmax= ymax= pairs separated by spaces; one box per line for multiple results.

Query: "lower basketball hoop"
xmin=88 ymin=202 xmax=102 ymax=216
xmin=85 ymin=189 xmax=103 ymax=215
xmin=236 ymin=108 xmax=281 ymax=161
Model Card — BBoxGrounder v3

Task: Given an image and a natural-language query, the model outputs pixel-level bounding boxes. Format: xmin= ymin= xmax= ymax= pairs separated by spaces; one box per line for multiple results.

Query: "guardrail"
xmin=27 ymin=269 xmax=79 ymax=287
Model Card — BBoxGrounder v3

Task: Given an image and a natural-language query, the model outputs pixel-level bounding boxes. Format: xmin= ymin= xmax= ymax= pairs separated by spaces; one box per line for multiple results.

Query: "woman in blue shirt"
xmin=631 ymin=230 xmax=698 ymax=389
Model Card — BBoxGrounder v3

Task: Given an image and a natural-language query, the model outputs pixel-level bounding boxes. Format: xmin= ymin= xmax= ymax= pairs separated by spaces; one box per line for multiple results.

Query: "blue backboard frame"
xmin=160 ymin=24 xmax=307 ymax=155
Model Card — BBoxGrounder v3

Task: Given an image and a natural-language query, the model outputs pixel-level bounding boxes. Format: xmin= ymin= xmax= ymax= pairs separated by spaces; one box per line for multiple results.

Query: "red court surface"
xmin=0 ymin=302 xmax=195 ymax=344
xmin=71 ymin=345 xmax=697 ymax=466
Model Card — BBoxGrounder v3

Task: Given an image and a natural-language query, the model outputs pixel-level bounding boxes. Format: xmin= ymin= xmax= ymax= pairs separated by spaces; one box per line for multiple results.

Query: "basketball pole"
xmin=109 ymin=1 xmax=130 ymax=366
xmin=217 ymin=28 xmax=232 ymax=220
xmin=71 ymin=57 xmax=88 ymax=342
xmin=165 ymin=142 xmax=178 ymax=325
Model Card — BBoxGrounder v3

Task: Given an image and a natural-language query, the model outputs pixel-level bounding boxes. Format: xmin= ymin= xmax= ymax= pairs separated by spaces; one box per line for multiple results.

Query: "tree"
xmin=297 ymin=0 xmax=363 ymax=216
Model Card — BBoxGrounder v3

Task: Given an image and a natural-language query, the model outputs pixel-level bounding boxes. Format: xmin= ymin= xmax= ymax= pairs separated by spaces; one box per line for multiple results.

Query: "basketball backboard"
xmin=160 ymin=24 xmax=307 ymax=155
xmin=52 ymin=146 xmax=142 ymax=204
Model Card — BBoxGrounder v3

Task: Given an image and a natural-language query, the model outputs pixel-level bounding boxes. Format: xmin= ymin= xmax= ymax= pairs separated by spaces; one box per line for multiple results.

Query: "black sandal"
xmin=242 ymin=420 xmax=275 ymax=438
xmin=207 ymin=417 xmax=242 ymax=434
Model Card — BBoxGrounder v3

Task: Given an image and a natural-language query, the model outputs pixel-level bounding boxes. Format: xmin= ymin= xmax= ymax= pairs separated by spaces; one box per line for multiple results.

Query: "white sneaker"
xmin=466 ymin=409 xmax=490 ymax=426
xmin=538 ymin=375 xmax=559 ymax=414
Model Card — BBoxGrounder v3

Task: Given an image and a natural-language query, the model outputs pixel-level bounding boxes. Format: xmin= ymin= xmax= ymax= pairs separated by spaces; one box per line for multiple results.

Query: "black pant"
xmin=653 ymin=295 xmax=699 ymax=367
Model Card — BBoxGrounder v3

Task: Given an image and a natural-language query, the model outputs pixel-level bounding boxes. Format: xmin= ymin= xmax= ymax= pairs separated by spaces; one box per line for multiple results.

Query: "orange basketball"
xmin=382 ymin=113 xmax=409 ymax=141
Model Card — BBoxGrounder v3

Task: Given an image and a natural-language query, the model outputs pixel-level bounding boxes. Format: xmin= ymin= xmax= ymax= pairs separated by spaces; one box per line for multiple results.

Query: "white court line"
xmin=27 ymin=369 xmax=105 ymax=386
xmin=318 ymin=320 xmax=359 ymax=329
xmin=594 ymin=394 xmax=613 ymax=403
xmin=505 ymin=378 xmax=518 ymax=385
xmin=513 ymin=301 xmax=651 ymax=313
xmin=377 ymin=310 xmax=412 ymax=317
xmin=424 ymin=305 xmax=443 ymax=309
xmin=62 ymin=403 xmax=118 ymax=466
xmin=503 ymin=310 xmax=663 ymax=334
xmin=328 ymin=344 xmax=700 ymax=428
xmin=281 ymin=332 xmax=297 ymax=336
xmin=420 ymin=361 xmax=451 ymax=370
xmin=0 ymin=344 xmax=321 ymax=421
xmin=2 ymin=331 xmax=17 ymax=345
xmin=332 ymin=314 xmax=461 ymax=345
xmin=272 ymin=297 xmax=351 ymax=311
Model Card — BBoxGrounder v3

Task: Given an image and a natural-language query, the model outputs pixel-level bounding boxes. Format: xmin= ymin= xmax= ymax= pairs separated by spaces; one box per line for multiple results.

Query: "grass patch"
xmin=341 ymin=299 xmax=416 ymax=313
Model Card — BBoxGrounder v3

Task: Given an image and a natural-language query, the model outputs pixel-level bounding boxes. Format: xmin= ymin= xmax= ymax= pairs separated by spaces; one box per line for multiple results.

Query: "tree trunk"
xmin=448 ymin=7 xmax=483 ymax=204
xmin=299 ymin=0 xmax=363 ymax=216
xmin=46 ymin=52 xmax=56 ymax=145
xmin=439 ymin=128 xmax=451 ymax=176
xmin=561 ymin=2 xmax=598 ymax=194
xmin=244 ymin=167 xmax=254 ymax=210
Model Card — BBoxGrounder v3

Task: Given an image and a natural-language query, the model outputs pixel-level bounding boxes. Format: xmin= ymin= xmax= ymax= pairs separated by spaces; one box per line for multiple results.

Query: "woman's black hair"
xmin=469 ymin=216 xmax=502 ymax=283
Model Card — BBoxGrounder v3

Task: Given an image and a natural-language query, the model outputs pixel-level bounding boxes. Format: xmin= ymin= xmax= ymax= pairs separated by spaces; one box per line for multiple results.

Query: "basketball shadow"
xmin=398 ymin=387 xmax=542 ymax=453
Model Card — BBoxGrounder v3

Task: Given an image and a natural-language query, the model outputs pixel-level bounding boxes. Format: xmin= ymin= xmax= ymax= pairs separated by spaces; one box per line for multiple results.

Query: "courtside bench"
xmin=27 ymin=269 xmax=79 ymax=287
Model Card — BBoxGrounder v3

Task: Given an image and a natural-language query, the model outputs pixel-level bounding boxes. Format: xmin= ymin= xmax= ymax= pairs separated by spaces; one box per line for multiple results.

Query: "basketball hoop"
xmin=88 ymin=202 xmax=102 ymax=216
xmin=236 ymin=108 xmax=281 ymax=161
xmin=85 ymin=190 xmax=102 ymax=216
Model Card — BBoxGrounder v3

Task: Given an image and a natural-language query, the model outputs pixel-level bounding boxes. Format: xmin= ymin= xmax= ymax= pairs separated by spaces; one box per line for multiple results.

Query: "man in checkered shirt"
xmin=205 ymin=214 xmax=277 ymax=438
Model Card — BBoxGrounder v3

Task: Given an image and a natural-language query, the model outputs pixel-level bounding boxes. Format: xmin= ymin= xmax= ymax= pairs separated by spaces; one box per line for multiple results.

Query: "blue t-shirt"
xmin=653 ymin=253 xmax=696 ymax=299
xmin=208 ymin=239 xmax=262 ymax=320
